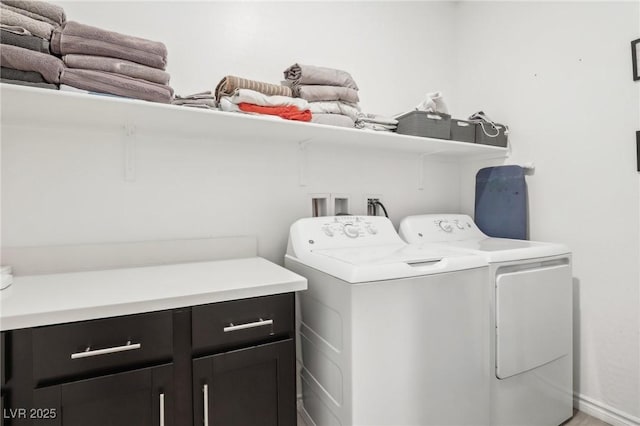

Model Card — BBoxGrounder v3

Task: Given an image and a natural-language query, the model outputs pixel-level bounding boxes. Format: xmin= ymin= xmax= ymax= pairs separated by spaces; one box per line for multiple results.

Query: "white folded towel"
xmin=228 ymin=88 xmax=309 ymax=110
xmin=415 ymin=91 xmax=448 ymax=114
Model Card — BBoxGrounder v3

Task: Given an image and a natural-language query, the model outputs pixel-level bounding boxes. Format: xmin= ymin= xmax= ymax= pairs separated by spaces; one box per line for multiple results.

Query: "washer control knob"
xmin=455 ymin=222 xmax=465 ymax=230
xmin=438 ymin=221 xmax=453 ymax=232
xmin=322 ymin=227 xmax=334 ymax=237
xmin=365 ymin=224 xmax=378 ymax=234
xmin=343 ymin=224 xmax=359 ymax=238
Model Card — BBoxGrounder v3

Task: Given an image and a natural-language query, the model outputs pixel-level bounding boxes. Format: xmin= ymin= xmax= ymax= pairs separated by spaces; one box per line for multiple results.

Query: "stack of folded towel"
xmin=51 ymin=21 xmax=173 ymax=103
xmin=0 ymin=0 xmax=66 ymax=89
xmin=355 ymin=113 xmax=398 ymax=132
xmin=172 ymin=91 xmax=216 ymax=109
xmin=284 ymin=63 xmax=361 ymax=128
xmin=215 ymin=76 xmax=311 ymax=122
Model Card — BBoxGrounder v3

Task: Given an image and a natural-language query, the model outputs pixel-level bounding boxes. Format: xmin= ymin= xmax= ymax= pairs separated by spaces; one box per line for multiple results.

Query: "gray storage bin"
xmin=475 ymin=122 xmax=508 ymax=147
xmin=396 ymin=111 xmax=451 ymax=140
xmin=451 ymin=119 xmax=476 ymax=143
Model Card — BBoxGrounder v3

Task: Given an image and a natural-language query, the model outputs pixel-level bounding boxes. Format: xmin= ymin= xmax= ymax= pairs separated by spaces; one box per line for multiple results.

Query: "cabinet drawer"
xmin=192 ymin=293 xmax=293 ymax=354
xmin=32 ymin=310 xmax=173 ymax=384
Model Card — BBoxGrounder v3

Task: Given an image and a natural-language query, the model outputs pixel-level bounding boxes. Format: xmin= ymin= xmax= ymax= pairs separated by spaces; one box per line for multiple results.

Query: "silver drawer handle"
xmin=70 ymin=341 xmax=141 ymax=359
xmin=160 ymin=393 xmax=165 ymax=426
xmin=203 ymin=384 xmax=209 ymax=426
xmin=223 ymin=318 xmax=273 ymax=333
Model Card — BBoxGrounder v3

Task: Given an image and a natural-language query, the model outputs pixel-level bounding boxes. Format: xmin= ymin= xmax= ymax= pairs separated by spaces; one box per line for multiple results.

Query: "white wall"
xmin=1 ymin=1 xmax=461 ymax=267
xmin=453 ymin=1 xmax=640 ymax=422
xmin=57 ymin=1 xmax=458 ymax=117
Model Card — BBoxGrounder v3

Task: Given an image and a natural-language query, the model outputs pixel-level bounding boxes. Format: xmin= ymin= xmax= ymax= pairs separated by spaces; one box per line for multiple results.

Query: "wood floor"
xmin=563 ymin=409 xmax=612 ymax=426
xmin=297 ymin=409 xmax=611 ymax=426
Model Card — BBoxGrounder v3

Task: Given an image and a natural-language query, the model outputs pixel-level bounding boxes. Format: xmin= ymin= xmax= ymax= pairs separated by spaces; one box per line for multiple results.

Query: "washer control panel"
xmin=399 ymin=214 xmax=486 ymax=243
xmin=289 ymin=215 xmax=403 ymax=252
xmin=320 ymin=216 xmax=380 ymax=240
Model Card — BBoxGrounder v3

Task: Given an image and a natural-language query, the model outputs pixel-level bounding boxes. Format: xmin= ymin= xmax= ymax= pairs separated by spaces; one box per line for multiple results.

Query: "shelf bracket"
xmin=123 ymin=123 xmax=136 ymax=182
xmin=298 ymin=138 xmax=313 ymax=187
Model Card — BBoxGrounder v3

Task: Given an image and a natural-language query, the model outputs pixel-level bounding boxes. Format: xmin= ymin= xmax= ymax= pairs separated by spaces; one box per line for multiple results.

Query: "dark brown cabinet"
xmin=0 ymin=292 xmax=296 ymax=426
xmin=33 ymin=364 xmax=173 ymax=426
xmin=192 ymin=339 xmax=295 ymax=426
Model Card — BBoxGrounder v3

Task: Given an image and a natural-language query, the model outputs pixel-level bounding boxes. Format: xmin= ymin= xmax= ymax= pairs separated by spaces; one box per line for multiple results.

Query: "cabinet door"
xmin=192 ymin=339 xmax=295 ymax=426
xmin=32 ymin=363 xmax=173 ymax=426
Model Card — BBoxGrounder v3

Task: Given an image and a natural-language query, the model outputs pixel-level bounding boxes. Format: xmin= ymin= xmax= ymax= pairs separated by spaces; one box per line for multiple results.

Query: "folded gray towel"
xmin=63 ymin=54 xmax=170 ymax=85
xmin=51 ymin=23 xmax=60 ymax=51
xmin=284 ymin=63 xmax=359 ymax=90
xmin=174 ymin=90 xmax=215 ymax=100
xmin=295 ymin=85 xmax=360 ymax=103
xmin=172 ymin=98 xmax=217 ymax=108
xmin=311 ymin=113 xmax=355 ymax=128
xmin=356 ymin=112 xmax=398 ymax=126
xmin=1 ymin=28 xmax=50 ymax=53
xmin=0 ymin=3 xmax=59 ymax=26
xmin=60 ymin=68 xmax=173 ymax=104
xmin=0 ymin=23 xmax=30 ymax=34
xmin=0 ymin=6 xmax=54 ymax=40
xmin=0 ymin=44 xmax=63 ymax=82
xmin=1 ymin=66 xmax=45 ymax=83
xmin=173 ymin=91 xmax=217 ymax=108
xmin=1 ymin=77 xmax=57 ymax=89
xmin=1 ymin=0 xmax=65 ymax=25
xmin=53 ymin=21 xmax=168 ymax=70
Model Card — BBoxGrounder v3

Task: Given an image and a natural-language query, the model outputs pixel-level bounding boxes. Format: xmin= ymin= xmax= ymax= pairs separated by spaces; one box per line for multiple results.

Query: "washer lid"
xmin=431 ymin=238 xmax=570 ymax=262
xmin=399 ymin=214 xmax=570 ymax=262
xmin=289 ymin=243 xmax=486 ymax=283
xmin=314 ymin=244 xmax=443 ymax=265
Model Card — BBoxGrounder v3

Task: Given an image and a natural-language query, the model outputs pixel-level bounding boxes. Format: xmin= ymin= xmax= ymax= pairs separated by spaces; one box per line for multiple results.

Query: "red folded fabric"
xmin=238 ymin=102 xmax=312 ymax=122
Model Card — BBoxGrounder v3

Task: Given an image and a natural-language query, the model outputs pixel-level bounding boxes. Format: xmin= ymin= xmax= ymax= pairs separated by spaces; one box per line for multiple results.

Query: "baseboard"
xmin=574 ymin=392 xmax=640 ymax=426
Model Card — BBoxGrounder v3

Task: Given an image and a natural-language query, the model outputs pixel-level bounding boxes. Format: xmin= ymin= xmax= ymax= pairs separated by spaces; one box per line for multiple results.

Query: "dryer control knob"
xmin=343 ymin=224 xmax=359 ymax=238
xmin=366 ymin=224 xmax=378 ymax=234
xmin=439 ymin=221 xmax=453 ymax=232
xmin=322 ymin=227 xmax=334 ymax=237
xmin=455 ymin=222 xmax=465 ymax=230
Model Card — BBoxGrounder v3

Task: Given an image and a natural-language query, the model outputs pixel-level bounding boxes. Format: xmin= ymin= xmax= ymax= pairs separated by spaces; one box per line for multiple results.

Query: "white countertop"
xmin=0 ymin=257 xmax=307 ymax=331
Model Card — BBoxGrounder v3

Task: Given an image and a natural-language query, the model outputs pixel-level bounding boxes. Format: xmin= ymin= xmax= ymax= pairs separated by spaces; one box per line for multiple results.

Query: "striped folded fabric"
xmin=215 ymin=75 xmax=292 ymax=101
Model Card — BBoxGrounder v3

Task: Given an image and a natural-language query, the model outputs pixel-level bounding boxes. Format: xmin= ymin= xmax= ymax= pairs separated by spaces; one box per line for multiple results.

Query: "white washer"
xmin=285 ymin=215 xmax=491 ymax=426
xmin=399 ymin=214 xmax=573 ymax=426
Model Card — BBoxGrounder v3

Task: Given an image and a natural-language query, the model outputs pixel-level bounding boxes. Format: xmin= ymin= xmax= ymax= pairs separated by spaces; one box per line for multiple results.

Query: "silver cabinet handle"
xmin=159 ymin=393 xmax=165 ymax=426
xmin=223 ymin=318 xmax=273 ymax=333
xmin=70 ymin=341 xmax=141 ymax=359
xmin=203 ymin=384 xmax=209 ymax=426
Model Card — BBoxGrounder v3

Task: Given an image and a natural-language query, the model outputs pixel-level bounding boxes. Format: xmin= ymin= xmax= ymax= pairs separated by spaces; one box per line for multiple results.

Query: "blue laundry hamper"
xmin=474 ymin=165 xmax=528 ymax=240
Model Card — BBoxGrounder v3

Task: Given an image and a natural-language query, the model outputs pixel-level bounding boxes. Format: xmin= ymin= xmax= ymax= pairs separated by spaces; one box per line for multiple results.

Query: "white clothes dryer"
xmin=399 ymin=214 xmax=573 ymax=426
xmin=285 ymin=215 xmax=490 ymax=426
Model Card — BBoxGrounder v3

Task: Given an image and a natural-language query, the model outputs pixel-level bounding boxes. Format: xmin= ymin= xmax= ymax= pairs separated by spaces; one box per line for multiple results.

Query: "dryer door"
xmin=496 ymin=263 xmax=572 ymax=379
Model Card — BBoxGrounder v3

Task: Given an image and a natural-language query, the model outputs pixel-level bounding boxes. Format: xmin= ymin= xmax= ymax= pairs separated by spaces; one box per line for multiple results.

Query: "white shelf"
xmin=0 ymin=83 xmax=508 ymax=160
